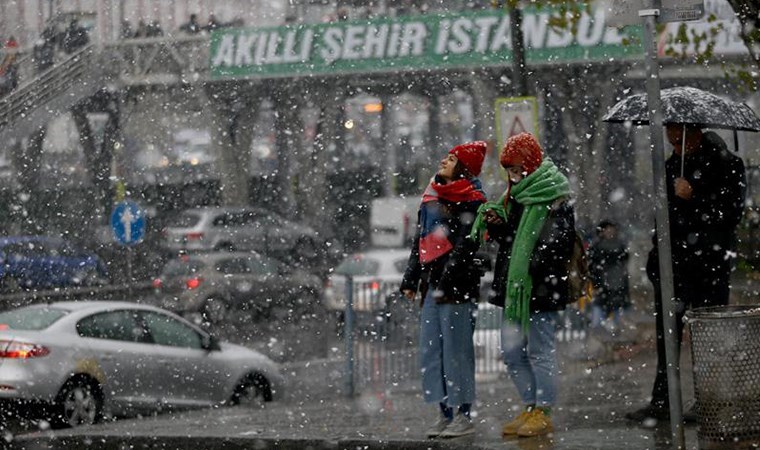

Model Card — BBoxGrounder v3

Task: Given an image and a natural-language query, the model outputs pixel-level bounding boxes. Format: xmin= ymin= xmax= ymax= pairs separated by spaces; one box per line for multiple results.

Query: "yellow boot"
xmin=502 ymin=410 xmax=534 ymax=436
xmin=517 ymin=408 xmax=553 ymax=437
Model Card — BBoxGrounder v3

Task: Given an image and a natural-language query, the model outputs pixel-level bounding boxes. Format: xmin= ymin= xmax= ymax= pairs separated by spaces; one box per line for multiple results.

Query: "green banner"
xmin=210 ymin=8 xmax=642 ymax=79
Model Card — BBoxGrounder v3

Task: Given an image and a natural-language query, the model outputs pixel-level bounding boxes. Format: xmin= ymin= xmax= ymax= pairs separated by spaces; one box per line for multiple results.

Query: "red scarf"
xmin=422 ymin=178 xmax=487 ymax=204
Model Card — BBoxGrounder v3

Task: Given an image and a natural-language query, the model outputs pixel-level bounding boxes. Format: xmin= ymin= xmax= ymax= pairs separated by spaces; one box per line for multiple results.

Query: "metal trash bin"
xmin=686 ymin=305 xmax=760 ymax=449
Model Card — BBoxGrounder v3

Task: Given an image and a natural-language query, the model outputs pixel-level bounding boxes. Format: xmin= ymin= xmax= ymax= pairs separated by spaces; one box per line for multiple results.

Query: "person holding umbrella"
xmin=626 ymin=123 xmax=746 ymax=424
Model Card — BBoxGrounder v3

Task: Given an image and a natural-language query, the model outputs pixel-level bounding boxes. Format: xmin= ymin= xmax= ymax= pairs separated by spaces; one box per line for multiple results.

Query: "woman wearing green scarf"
xmin=470 ymin=133 xmax=575 ymax=438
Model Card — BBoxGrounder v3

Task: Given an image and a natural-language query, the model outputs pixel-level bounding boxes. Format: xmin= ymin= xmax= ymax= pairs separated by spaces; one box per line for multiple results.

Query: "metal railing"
xmin=0 ymin=48 xmax=37 ymax=87
xmin=342 ymin=278 xmax=591 ymax=395
xmin=0 ymin=44 xmax=97 ymax=131
xmin=343 ymin=277 xmax=417 ymax=396
xmin=104 ymin=35 xmax=209 ymax=85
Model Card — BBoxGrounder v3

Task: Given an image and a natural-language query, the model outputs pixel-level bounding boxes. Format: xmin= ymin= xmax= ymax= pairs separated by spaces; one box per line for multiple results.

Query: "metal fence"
xmin=342 ymin=278 xmax=589 ymax=395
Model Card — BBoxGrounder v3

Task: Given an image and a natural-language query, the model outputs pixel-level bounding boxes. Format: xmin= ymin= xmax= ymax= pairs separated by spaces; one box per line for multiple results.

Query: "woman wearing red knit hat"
xmin=470 ymin=132 xmax=575 ymax=437
xmin=400 ymin=141 xmax=487 ymax=438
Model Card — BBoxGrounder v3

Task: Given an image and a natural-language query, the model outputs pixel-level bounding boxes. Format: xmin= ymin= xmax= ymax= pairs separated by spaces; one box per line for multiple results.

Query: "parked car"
xmin=161 ymin=207 xmax=323 ymax=263
xmin=369 ymin=196 xmax=418 ymax=248
xmin=151 ymin=251 xmax=323 ymax=325
xmin=0 ymin=236 xmax=108 ymax=291
xmin=323 ymin=248 xmax=409 ymax=314
xmin=323 ymin=248 xmax=493 ymax=314
xmin=0 ymin=301 xmax=283 ymax=427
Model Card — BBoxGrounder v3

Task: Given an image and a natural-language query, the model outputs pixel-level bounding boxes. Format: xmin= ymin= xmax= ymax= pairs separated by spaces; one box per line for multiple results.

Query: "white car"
xmin=323 ymin=248 xmax=410 ymax=313
xmin=0 ymin=301 xmax=283 ymax=427
xmin=324 ymin=248 xmax=493 ymax=313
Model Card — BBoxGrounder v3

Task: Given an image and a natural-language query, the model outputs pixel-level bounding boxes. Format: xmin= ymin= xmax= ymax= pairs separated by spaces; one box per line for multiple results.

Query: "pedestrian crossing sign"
xmin=495 ymin=96 xmax=540 ymax=154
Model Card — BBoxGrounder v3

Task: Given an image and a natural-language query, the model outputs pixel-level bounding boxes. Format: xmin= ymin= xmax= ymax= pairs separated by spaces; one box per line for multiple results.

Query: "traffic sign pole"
xmin=127 ymin=247 xmax=133 ymax=298
xmin=111 ymin=201 xmax=146 ymax=298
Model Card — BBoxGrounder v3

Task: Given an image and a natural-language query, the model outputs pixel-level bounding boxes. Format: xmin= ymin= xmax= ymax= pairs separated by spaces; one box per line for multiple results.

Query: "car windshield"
xmin=167 ymin=212 xmax=202 ymax=228
xmin=162 ymin=259 xmax=205 ymax=277
xmin=335 ymin=256 xmax=380 ymax=276
xmin=0 ymin=307 xmax=69 ymax=330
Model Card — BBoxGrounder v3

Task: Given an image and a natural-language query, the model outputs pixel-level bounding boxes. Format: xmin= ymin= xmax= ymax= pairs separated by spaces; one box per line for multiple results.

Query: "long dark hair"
xmin=452 ymin=162 xmax=473 ymax=180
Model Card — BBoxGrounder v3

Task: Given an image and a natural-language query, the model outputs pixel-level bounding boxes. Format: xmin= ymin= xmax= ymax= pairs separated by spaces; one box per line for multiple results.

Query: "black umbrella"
xmin=603 ymin=86 xmax=760 ymax=175
xmin=602 ymin=86 xmax=760 ymax=131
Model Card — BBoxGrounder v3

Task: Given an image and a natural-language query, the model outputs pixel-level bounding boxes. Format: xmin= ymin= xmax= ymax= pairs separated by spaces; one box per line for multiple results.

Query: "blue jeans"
xmin=419 ymin=291 xmax=477 ymax=407
xmin=590 ymin=304 xmax=624 ymax=329
xmin=500 ymin=311 xmax=559 ymax=407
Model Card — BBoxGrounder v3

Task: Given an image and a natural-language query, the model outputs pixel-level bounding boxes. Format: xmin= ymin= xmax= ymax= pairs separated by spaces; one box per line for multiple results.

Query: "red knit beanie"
xmin=500 ymin=132 xmax=543 ymax=175
xmin=449 ymin=141 xmax=487 ymax=177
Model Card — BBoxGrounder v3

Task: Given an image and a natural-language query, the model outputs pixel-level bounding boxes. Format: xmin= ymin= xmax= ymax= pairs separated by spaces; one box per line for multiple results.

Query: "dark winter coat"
xmin=62 ymin=24 xmax=89 ymax=54
xmin=487 ymin=199 xmax=575 ymax=312
xmin=647 ymin=131 xmax=746 ymax=284
xmin=400 ymin=195 xmax=482 ymax=305
xmin=588 ymin=237 xmax=630 ymax=311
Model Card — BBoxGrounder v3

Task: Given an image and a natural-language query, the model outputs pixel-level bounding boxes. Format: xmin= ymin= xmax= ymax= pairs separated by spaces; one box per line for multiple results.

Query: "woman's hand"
xmin=402 ymin=289 xmax=416 ymax=301
xmin=484 ymin=209 xmax=504 ymax=226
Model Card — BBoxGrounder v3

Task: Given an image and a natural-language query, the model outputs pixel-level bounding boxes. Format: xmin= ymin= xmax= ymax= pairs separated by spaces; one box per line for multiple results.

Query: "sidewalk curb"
xmin=11 ymin=435 xmax=492 ymax=450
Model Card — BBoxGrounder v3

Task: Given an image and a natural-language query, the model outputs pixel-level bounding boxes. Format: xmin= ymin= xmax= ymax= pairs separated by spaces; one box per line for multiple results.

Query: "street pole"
xmin=508 ymin=5 xmax=528 ymax=97
xmin=95 ymin=0 xmax=105 ymax=49
xmin=640 ymin=4 xmax=685 ymax=448
xmin=381 ymin=95 xmax=397 ymax=197
xmin=345 ymin=276 xmax=355 ymax=398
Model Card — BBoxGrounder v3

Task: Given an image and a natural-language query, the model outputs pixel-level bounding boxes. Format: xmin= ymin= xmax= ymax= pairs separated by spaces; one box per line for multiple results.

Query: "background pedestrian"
xmin=587 ymin=219 xmax=630 ymax=332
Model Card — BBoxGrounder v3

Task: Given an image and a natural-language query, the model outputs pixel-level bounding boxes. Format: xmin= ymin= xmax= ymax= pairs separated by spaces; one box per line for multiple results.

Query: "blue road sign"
xmin=111 ymin=201 xmax=146 ymax=246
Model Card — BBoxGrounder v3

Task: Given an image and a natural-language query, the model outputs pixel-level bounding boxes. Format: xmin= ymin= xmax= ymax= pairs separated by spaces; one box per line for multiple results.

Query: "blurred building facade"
xmin=0 ymin=0 xmax=286 ymax=47
xmin=0 ymin=0 xmax=758 ymax=269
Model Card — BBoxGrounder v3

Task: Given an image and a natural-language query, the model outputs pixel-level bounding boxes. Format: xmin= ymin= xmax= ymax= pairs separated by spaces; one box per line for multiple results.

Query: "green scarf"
xmin=470 ymin=159 xmax=570 ymax=329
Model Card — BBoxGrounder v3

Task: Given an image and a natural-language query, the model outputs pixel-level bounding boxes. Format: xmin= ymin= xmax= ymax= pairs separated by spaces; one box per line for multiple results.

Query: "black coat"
xmin=588 ymin=237 xmax=630 ymax=310
xmin=647 ymin=131 xmax=746 ymax=282
xmin=400 ymin=194 xmax=482 ymax=304
xmin=487 ymin=199 xmax=575 ymax=312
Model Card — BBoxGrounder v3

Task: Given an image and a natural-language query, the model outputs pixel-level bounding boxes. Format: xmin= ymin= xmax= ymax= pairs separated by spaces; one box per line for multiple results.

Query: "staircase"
xmin=0 ymin=44 xmax=109 ymax=143
xmin=0 ymin=36 xmax=209 ymax=145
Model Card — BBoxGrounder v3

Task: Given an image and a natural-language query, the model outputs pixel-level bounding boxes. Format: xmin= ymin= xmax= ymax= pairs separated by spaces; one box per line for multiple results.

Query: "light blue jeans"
xmin=500 ymin=311 xmax=559 ymax=407
xmin=591 ymin=304 xmax=620 ymax=329
xmin=419 ymin=290 xmax=477 ymax=407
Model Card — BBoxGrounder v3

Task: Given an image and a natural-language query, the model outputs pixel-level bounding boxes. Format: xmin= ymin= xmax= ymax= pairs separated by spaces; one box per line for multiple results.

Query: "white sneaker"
xmin=439 ymin=413 xmax=475 ymax=438
xmin=425 ymin=414 xmax=451 ymax=438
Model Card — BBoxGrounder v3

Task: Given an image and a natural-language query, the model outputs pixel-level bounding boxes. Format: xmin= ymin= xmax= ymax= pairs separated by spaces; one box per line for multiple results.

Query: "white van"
xmin=369 ymin=196 xmax=419 ymax=248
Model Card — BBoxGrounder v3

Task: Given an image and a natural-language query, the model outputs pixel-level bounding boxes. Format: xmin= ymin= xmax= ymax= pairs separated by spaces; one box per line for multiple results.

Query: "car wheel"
xmin=77 ymin=268 xmax=105 ymax=287
xmin=202 ymin=297 xmax=231 ymax=325
xmin=215 ymin=242 xmax=235 ymax=252
xmin=2 ymin=276 xmax=20 ymax=293
xmin=54 ymin=379 xmax=102 ymax=428
xmin=293 ymin=238 xmax=319 ymax=266
xmin=334 ymin=310 xmax=346 ymax=337
xmin=230 ymin=373 xmax=271 ymax=408
xmin=292 ymin=290 xmax=320 ymax=321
